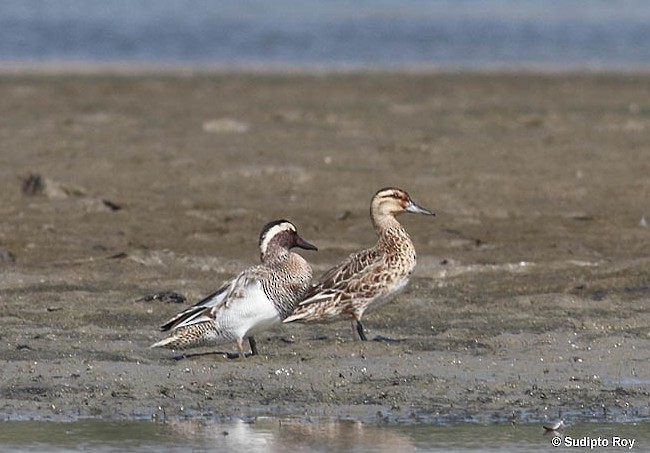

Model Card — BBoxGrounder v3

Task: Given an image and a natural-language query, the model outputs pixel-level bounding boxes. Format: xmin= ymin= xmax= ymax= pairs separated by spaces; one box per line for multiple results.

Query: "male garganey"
xmin=151 ymin=220 xmax=317 ymax=357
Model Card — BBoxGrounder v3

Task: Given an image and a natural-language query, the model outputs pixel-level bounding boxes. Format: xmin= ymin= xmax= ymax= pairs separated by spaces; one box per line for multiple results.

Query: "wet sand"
xmin=0 ymin=70 xmax=649 ymax=423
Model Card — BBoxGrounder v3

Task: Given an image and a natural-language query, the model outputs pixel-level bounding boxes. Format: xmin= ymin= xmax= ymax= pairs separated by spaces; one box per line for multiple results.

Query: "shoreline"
xmin=3 ymin=61 xmax=650 ymax=77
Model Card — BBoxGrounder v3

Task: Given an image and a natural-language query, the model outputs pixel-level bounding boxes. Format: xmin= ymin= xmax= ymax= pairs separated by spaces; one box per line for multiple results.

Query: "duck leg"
xmin=354 ymin=319 xmax=368 ymax=341
xmin=236 ymin=337 xmax=248 ymax=359
xmin=248 ymin=336 xmax=259 ymax=356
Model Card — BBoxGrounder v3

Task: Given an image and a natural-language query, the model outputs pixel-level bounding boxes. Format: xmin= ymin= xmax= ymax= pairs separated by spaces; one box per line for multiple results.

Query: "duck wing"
xmin=298 ymin=248 xmax=381 ymax=306
xmin=159 ymin=268 xmax=264 ymax=331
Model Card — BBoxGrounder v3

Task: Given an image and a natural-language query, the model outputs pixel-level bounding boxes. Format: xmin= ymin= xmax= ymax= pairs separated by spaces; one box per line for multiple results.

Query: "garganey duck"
xmin=151 ymin=220 xmax=317 ymax=357
xmin=284 ymin=188 xmax=434 ymax=340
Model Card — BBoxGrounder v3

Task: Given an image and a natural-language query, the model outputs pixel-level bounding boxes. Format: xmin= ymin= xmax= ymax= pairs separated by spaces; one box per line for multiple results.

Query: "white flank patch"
xmin=225 ymin=281 xmax=281 ymax=338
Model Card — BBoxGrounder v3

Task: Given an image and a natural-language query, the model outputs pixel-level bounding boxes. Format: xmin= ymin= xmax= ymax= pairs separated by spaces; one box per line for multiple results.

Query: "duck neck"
xmin=261 ymin=247 xmax=289 ymax=266
xmin=372 ymin=212 xmax=411 ymax=249
xmin=269 ymin=252 xmax=313 ymax=317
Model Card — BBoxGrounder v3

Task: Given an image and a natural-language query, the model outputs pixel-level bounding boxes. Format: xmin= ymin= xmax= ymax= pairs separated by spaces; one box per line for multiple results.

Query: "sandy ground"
xmin=0 ymin=70 xmax=649 ymax=424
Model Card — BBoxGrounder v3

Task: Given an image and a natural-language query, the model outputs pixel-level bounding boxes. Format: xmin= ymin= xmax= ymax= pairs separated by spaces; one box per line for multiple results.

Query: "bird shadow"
xmin=172 ymin=351 xmax=249 ymax=361
xmin=372 ymin=335 xmax=407 ymax=344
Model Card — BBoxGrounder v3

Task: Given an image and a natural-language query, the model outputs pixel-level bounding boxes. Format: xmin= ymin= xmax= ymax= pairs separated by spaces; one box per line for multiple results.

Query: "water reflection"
xmin=0 ymin=418 xmax=648 ymax=453
xmin=164 ymin=418 xmax=415 ymax=452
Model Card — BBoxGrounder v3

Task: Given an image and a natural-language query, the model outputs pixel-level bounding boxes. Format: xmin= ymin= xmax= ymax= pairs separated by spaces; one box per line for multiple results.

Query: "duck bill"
xmin=295 ymin=236 xmax=318 ymax=251
xmin=406 ymin=200 xmax=435 ymax=216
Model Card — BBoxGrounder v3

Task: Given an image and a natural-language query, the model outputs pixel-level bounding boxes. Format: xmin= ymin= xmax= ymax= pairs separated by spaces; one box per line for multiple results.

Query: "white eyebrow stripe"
xmin=377 ymin=189 xmax=399 ymax=198
xmin=260 ymin=222 xmax=295 ymax=255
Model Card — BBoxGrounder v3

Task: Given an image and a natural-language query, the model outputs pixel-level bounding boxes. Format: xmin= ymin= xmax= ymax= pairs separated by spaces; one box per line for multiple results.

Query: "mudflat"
xmin=0 ymin=70 xmax=648 ymax=423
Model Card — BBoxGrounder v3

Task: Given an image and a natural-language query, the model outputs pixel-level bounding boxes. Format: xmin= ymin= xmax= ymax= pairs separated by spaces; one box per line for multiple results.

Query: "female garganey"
xmin=151 ymin=220 xmax=317 ymax=357
xmin=284 ymin=188 xmax=434 ymax=340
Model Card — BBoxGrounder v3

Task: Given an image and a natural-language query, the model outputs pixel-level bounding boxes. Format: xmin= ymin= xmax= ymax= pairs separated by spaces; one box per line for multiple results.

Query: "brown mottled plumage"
xmin=151 ymin=220 xmax=317 ymax=357
xmin=284 ymin=188 xmax=434 ymax=340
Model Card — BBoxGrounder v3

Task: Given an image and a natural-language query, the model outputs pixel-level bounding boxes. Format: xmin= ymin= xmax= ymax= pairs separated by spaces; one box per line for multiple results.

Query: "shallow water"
xmin=2 ymin=0 xmax=650 ymax=68
xmin=0 ymin=419 xmax=648 ymax=453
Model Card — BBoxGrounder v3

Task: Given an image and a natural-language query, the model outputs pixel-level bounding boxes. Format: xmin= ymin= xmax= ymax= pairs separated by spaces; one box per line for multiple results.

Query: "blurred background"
xmin=2 ymin=0 xmax=650 ymax=70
